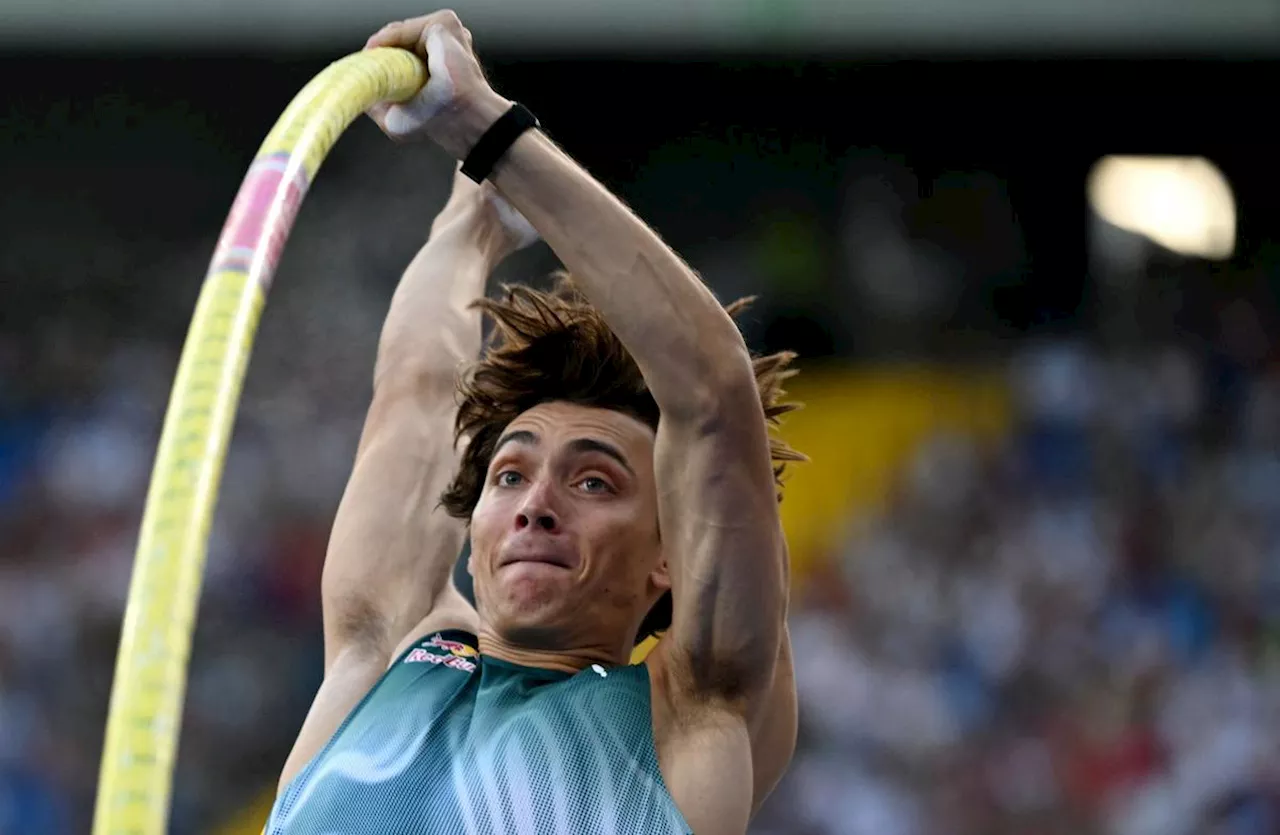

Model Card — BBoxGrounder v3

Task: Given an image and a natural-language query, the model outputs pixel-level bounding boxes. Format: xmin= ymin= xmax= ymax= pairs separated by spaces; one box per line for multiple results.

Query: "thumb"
xmin=381 ymin=25 xmax=457 ymax=138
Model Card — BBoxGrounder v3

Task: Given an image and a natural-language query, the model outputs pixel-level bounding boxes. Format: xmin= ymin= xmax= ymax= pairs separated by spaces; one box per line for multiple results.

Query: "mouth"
xmin=499 ymin=552 xmax=574 ymax=570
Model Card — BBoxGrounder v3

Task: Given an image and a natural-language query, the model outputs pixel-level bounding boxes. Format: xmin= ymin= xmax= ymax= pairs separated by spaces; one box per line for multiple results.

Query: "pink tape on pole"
xmin=209 ymin=152 xmax=311 ymax=291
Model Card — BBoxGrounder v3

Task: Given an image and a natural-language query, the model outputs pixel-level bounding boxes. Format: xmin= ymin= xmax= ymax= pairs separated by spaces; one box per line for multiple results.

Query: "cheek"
xmin=584 ymin=500 xmax=639 ymax=538
xmin=584 ymin=502 xmax=659 ymax=576
xmin=468 ymin=493 xmax=506 ymax=566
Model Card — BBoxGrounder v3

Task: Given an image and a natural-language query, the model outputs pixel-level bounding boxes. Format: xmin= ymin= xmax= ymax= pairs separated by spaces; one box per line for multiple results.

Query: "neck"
xmin=476 ymin=626 xmax=630 ymax=673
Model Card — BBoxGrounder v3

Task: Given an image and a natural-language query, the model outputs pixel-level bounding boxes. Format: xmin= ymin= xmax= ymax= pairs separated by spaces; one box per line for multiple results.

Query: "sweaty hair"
xmin=441 ymin=274 xmax=805 ymax=641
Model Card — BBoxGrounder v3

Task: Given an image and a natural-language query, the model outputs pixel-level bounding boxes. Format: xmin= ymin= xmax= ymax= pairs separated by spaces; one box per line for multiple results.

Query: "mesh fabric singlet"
xmin=265 ymin=630 xmax=692 ymax=834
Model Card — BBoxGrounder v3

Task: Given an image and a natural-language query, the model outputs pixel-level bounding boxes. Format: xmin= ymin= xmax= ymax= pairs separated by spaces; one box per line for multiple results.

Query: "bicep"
xmin=654 ymin=378 xmax=786 ymax=700
xmin=321 ymin=387 xmax=466 ymax=668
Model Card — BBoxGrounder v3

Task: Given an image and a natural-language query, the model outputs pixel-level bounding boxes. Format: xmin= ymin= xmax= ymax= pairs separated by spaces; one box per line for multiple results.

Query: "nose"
xmin=514 ymin=482 xmax=560 ymax=534
xmin=516 ymin=510 xmax=558 ymax=533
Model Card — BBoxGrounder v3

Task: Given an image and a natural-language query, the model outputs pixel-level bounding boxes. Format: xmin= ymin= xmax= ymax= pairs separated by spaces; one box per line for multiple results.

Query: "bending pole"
xmin=92 ymin=47 xmax=426 ymax=835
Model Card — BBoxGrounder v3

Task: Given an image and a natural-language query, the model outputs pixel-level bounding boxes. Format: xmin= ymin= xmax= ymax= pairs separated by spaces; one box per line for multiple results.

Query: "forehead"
xmin=503 ymin=401 xmax=655 ymax=458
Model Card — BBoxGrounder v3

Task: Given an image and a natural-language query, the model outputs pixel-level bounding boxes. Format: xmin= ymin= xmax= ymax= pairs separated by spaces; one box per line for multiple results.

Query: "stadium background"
xmin=2 ymin=1 xmax=1279 ymax=832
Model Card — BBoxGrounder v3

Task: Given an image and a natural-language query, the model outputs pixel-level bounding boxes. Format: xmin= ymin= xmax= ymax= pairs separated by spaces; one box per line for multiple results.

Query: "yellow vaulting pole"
xmin=92 ymin=48 xmax=426 ymax=835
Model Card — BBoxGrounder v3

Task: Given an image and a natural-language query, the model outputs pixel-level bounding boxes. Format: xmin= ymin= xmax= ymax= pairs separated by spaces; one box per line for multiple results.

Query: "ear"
xmin=647 ymin=521 xmax=669 ymax=592
xmin=648 ymin=552 xmax=671 ymax=594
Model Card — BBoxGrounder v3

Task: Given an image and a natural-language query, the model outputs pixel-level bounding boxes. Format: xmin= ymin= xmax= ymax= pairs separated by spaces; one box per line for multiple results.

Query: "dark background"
xmin=2 ymin=38 xmax=1279 ymax=835
xmin=6 ymin=54 xmax=1277 ymax=353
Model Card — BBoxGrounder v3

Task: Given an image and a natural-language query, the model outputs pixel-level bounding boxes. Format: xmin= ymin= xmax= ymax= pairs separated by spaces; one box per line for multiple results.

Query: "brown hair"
xmin=442 ymin=275 xmax=805 ymax=640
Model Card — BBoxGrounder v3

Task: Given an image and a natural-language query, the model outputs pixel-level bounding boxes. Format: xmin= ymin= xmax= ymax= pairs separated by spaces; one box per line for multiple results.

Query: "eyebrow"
xmin=492 ymin=430 xmax=635 ymax=477
xmin=494 ymin=429 xmax=539 ymax=455
xmin=567 ymin=438 xmax=635 ymax=476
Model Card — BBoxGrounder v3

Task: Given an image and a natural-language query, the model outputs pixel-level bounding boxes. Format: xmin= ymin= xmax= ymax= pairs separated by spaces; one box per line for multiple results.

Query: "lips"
xmin=498 ymin=544 xmax=576 ymax=570
xmin=496 ymin=529 xmax=579 ymax=571
xmin=500 ymin=553 xmax=573 ymax=569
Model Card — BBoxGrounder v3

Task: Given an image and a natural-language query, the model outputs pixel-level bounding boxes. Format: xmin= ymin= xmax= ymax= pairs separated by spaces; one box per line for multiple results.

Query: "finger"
xmin=365 ymin=20 xmax=420 ymax=51
xmin=366 ymin=101 xmax=390 ymax=127
xmin=365 ymin=10 xmax=465 ymax=52
xmin=426 ymin=9 xmax=467 ymax=43
xmin=365 ymin=104 xmax=410 ymax=142
xmin=423 ymin=25 xmax=454 ymax=91
xmin=380 ymin=26 xmax=456 ymax=137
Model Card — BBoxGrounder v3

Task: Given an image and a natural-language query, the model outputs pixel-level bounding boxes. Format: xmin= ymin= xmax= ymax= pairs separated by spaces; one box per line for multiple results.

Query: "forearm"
xmin=374 ymin=201 xmax=511 ymax=392
xmin=481 ymin=110 xmax=789 ymax=679
xmin=321 ymin=196 xmax=511 ymax=662
xmin=488 ymin=124 xmax=754 ymax=416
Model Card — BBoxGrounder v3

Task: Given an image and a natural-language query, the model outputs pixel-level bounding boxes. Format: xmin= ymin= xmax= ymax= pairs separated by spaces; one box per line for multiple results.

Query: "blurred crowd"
xmin=0 ymin=317 xmax=357 ymax=832
xmin=0 ymin=145 xmax=450 ymax=832
xmin=759 ymin=343 xmax=1280 ymax=835
xmin=6 ymin=312 xmax=1278 ymax=835
xmin=2 ymin=127 xmax=1278 ymax=835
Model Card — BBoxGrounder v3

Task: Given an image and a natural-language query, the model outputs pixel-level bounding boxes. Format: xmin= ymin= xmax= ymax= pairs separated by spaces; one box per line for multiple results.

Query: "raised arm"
xmin=278 ymin=167 xmax=535 ymax=789
xmin=478 ymin=54 xmax=796 ymax=821
xmin=320 ymin=170 xmax=532 ymax=665
xmin=486 ymin=137 xmax=786 ymax=686
xmin=368 ymin=9 xmax=788 ymax=710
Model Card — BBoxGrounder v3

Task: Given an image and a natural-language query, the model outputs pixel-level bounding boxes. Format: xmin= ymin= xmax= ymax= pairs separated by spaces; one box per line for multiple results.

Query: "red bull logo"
xmin=404 ymin=633 xmax=478 ymax=673
xmin=428 ymin=635 xmax=479 ymax=659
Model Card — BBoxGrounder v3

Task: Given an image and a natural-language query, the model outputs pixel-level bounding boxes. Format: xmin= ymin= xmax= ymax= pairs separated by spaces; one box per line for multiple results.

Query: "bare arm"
xmin=366 ymin=13 xmax=790 ymax=817
xmin=319 ymin=178 xmax=516 ymax=666
xmin=278 ymin=170 xmax=533 ymax=789
xmin=482 ymin=130 xmax=784 ymax=704
xmin=750 ymin=629 xmax=797 ymax=812
xmin=387 ymin=15 xmax=794 ymax=697
xmin=480 ymin=119 xmax=793 ymax=835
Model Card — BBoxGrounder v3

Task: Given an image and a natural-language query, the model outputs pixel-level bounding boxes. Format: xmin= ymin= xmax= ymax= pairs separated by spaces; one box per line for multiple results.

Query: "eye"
xmin=497 ymin=471 xmax=524 ymax=488
xmin=576 ymin=476 xmax=613 ymax=494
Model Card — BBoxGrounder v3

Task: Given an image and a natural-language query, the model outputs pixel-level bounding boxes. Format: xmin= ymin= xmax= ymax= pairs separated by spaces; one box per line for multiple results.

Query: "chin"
xmin=493 ymin=563 xmax=574 ymax=607
xmin=488 ymin=589 xmax=570 ymax=642
xmin=484 ymin=563 xmax=592 ymax=642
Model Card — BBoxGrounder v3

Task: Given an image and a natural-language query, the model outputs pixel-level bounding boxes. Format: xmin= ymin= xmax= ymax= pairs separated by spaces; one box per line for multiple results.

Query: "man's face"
xmin=468 ymin=401 xmax=668 ymax=652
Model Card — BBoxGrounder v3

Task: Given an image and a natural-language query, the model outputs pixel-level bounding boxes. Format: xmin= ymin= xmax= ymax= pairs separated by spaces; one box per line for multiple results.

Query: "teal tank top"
xmin=265 ymin=630 xmax=693 ymax=835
